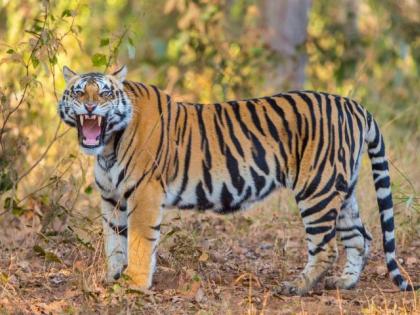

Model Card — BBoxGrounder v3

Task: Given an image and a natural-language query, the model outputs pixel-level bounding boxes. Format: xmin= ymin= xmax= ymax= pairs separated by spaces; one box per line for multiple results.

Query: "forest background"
xmin=0 ymin=0 xmax=419 ymax=313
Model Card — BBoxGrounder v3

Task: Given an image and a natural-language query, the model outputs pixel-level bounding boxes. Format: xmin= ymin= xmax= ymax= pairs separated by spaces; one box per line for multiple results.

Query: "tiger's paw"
xmin=273 ymin=280 xmax=310 ymax=296
xmin=106 ymin=263 xmax=127 ymax=283
xmin=122 ymin=266 xmax=152 ymax=291
xmin=324 ymin=276 xmax=357 ymax=290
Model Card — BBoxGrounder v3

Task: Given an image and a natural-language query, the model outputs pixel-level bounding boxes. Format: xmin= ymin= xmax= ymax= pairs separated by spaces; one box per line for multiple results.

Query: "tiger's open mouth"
xmin=76 ymin=114 xmax=107 ymax=147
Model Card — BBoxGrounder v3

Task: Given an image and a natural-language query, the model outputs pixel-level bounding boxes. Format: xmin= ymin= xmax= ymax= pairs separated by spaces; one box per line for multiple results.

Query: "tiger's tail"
xmin=366 ymin=113 xmax=419 ymax=291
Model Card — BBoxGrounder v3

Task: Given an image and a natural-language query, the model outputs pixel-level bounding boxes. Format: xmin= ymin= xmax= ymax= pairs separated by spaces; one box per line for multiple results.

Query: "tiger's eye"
xmin=73 ymin=90 xmax=84 ymax=97
xmin=100 ymin=90 xmax=112 ymax=98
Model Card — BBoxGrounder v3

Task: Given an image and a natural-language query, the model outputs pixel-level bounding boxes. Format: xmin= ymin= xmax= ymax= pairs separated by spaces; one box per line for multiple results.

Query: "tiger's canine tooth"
xmin=98 ymin=116 xmax=102 ymax=126
xmin=80 ymin=115 xmax=84 ymax=125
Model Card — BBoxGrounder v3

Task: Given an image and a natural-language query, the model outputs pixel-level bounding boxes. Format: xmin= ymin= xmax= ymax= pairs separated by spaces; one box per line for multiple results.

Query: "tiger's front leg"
xmin=101 ymin=195 xmax=128 ymax=282
xmin=124 ymin=182 xmax=163 ymax=289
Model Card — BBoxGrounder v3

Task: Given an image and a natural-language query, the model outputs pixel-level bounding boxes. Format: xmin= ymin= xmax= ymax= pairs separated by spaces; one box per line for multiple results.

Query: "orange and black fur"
xmin=58 ymin=66 xmax=418 ymax=295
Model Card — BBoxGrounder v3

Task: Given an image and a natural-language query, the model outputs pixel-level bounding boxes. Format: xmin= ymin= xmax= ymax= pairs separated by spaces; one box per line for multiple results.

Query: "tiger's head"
xmin=58 ymin=66 xmax=132 ymax=155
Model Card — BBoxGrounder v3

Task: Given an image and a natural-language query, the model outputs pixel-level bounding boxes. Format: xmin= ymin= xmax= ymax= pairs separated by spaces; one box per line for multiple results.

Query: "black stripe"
xmin=292 ymin=133 xmax=301 ymax=189
xmin=214 ymin=103 xmax=224 ymax=125
xmin=306 ymin=226 xmax=332 ymax=235
xmin=340 ymin=233 xmax=360 ymax=241
xmin=203 ymin=160 xmax=213 ymax=194
xmin=213 ymin=114 xmax=226 ymax=155
xmin=296 ymin=92 xmax=316 ymax=141
xmin=196 ymin=106 xmax=213 ymax=166
xmin=265 ymin=97 xmax=292 ymax=150
xmin=102 ymin=196 xmax=117 ymax=207
xmin=308 ymin=228 xmax=336 ymax=256
xmin=225 ymin=147 xmax=245 ymax=193
xmin=95 ymin=178 xmax=108 ymax=192
xmin=246 ymin=101 xmax=265 ymax=135
xmin=196 ymin=181 xmax=214 ymax=210
xmin=263 ymin=108 xmax=289 ymax=174
xmin=138 ymin=83 xmax=150 ymax=98
xmin=127 ymin=204 xmax=137 ymax=217
xmin=116 ymin=168 xmax=126 ymax=188
xmin=282 ymin=94 xmax=302 ymax=137
xmin=250 ymin=167 xmax=265 ymax=195
xmin=124 ymin=81 xmax=138 ymax=96
xmin=118 ymin=121 xmax=138 ymax=162
xmin=105 ymin=219 xmax=127 ymax=237
xmin=113 ymin=129 xmax=125 ymax=156
xmin=308 ymin=209 xmax=337 ymax=225
xmin=220 ymin=183 xmax=234 ymax=211
xmin=173 ymin=131 xmax=193 ymax=205
xmin=180 ymin=104 xmax=188 ymax=143
xmin=150 ymin=86 xmax=166 ymax=171
xmin=250 ymin=133 xmax=270 ymax=175
xmin=313 ymin=94 xmax=325 ymax=170
xmin=300 ymin=191 xmax=339 ymax=218
xmin=223 ymin=109 xmax=245 ymax=157
xmin=229 ymin=101 xmax=251 ymax=140
xmin=150 ymin=224 xmax=161 ymax=231
xmin=123 ymin=168 xmax=152 ymax=200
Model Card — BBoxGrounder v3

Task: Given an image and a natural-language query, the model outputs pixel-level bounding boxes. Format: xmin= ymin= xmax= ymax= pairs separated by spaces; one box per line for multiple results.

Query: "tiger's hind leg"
xmin=325 ymin=194 xmax=372 ymax=289
xmin=276 ymin=193 xmax=342 ymax=296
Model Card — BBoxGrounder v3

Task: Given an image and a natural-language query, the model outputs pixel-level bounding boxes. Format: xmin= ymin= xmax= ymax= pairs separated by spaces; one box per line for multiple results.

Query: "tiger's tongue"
xmin=82 ymin=119 xmax=101 ymax=145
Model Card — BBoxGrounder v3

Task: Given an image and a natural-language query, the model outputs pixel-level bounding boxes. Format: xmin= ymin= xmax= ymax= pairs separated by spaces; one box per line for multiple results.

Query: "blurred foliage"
xmin=307 ymin=0 xmax=420 ymax=139
xmin=0 ymin=0 xmax=418 ymax=237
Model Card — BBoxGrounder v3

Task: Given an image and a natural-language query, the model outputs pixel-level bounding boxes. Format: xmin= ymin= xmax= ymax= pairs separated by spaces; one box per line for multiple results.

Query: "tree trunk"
xmin=263 ymin=0 xmax=312 ymax=90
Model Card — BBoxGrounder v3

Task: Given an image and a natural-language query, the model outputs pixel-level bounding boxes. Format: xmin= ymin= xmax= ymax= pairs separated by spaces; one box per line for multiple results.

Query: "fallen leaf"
xmin=198 ymin=252 xmax=209 ymax=262
xmin=195 ymin=287 xmax=204 ymax=303
xmin=406 ymin=256 xmax=417 ymax=267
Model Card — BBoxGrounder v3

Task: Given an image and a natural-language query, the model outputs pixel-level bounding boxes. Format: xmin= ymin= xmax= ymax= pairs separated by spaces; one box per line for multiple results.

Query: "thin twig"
xmin=16 ymin=123 xmax=69 ymax=184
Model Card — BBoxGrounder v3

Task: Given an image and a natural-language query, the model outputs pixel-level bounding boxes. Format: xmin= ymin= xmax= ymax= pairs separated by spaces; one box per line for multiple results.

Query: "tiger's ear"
xmin=63 ymin=66 xmax=77 ymax=84
xmin=111 ymin=65 xmax=127 ymax=82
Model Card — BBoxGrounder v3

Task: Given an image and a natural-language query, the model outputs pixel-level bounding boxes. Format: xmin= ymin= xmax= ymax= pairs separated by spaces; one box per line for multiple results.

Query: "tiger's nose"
xmin=84 ymin=103 xmax=97 ymax=113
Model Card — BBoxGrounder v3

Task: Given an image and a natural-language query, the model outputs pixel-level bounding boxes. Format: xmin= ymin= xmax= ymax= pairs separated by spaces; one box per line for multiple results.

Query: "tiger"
xmin=58 ymin=65 xmax=418 ymax=295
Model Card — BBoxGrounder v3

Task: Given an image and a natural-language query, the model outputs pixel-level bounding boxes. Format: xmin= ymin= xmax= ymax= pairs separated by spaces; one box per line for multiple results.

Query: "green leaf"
xmin=100 ymin=38 xmax=109 ymax=47
xmin=112 ymin=283 xmax=122 ymax=293
xmin=31 ymin=55 xmax=40 ymax=68
xmin=4 ymin=197 xmax=13 ymax=209
xmin=0 ymin=272 xmax=8 ymax=284
xmin=34 ymin=23 xmax=43 ymax=32
xmin=6 ymin=49 xmax=14 ymax=54
xmin=0 ymin=174 xmax=13 ymax=193
xmin=12 ymin=206 xmax=25 ymax=217
xmin=33 ymin=245 xmax=63 ymax=263
xmin=49 ymin=55 xmax=57 ymax=65
xmin=61 ymin=9 xmax=72 ymax=17
xmin=45 ymin=252 xmax=63 ymax=263
xmin=91 ymin=53 xmax=107 ymax=67
xmin=84 ymin=185 xmax=93 ymax=195
xmin=33 ymin=245 xmax=46 ymax=256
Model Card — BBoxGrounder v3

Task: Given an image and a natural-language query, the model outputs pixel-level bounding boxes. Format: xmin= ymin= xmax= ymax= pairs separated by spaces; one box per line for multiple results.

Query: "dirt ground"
xmin=0 ymin=187 xmax=419 ymax=315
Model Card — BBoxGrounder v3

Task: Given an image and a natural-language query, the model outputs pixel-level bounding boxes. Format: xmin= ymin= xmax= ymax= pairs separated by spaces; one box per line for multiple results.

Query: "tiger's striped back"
xmin=152 ymin=90 xmax=368 ymax=214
